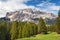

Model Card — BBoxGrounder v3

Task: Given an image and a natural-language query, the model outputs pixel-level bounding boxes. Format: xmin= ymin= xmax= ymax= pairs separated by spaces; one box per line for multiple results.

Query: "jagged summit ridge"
xmin=6 ymin=8 xmax=57 ymax=22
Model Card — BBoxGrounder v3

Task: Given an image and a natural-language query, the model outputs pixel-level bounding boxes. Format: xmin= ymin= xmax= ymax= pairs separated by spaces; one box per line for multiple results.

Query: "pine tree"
xmin=38 ymin=17 xmax=47 ymax=34
xmin=56 ymin=9 xmax=60 ymax=34
xmin=33 ymin=24 xmax=37 ymax=35
xmin=4 ymin=21 xmax=11 ymax=40
xmin=10 ymin=21 xmax=18 ymax=40
xmin=28 ymin=22 xmax=38 ymax=36
xmin=28 ymin=22 xmax=34 ymax=36
xmin=0 ymin=20 xmax=9 ymax=40
xmin=22 ymin=23 xmax=29 ymax=37
xmin=58 ymin=9 xmax=60 ymax=17
xmin=18 ymin=22 xmax=24 ymax=38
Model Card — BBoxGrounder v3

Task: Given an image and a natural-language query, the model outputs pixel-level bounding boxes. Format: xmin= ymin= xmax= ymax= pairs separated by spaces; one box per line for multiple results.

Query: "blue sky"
xmin=0 ymin=0 xmax=60 ymax=17
xmin=25 ymin=0 xmax=60 ymax=14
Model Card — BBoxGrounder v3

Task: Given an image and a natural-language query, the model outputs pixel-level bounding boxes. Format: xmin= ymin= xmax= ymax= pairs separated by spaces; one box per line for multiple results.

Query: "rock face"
xmin=0 ymin=17 xmax=10 ymax=21
xmin=6 ymin=8 xmax=57 ymax=24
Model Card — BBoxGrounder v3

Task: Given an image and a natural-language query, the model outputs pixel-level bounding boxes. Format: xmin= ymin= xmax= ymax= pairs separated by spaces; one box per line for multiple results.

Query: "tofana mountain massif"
xmin=0 ymin=8 xmax=57 ymax=24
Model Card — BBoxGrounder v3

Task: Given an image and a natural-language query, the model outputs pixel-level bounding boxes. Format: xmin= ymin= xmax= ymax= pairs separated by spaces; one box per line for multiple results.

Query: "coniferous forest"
xmin=0 ymin=10 xmax=60 ymax=40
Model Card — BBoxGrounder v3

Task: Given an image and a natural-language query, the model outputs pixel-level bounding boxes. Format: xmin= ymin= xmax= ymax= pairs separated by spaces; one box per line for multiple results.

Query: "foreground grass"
xmin=17 ymin=32 xmax=60 ymax=40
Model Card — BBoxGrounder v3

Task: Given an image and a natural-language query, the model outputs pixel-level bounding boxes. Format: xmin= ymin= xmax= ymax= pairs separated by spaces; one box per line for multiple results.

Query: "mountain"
xmin=6 ymin=8 xmax=57 ymax=24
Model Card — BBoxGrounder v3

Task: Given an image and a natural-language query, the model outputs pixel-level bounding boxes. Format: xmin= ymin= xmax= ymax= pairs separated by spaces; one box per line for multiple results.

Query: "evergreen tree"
xmin=33 ymin=24 xmax=37 ymax=35
xmin=4 ymin=21 xmax=11 ymax=40
xmin=0 ymin=26 xmax=7 ymax=40
xmin=22 ymin=22 xmax=30 ymax=37
xmin=47 ymin=24 xmax=56 ymax=32
xmin=28 ymin=22 xmax=34 ymax=36
xmin=38 ymin=17 xmax=47 ymax=34
xmin=56 ymin=9 xmax=60 ymax=34
xmin=0 ymin=20 xmax=10 ymax=40
xmin=18 ymin=22 xmax=24 ymax=38
xmin=28 ymin=22 xmax=38 ymax=36
xmin=58 ymin=9 xmax=60 ymax=17
xmin=10 ymin=21 xmax=18 ymax=40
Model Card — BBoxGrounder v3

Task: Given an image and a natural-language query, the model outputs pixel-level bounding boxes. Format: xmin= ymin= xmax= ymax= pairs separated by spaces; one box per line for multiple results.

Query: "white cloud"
xmin=0 ymin=0 xmax=36 ymax=17
xmin=0 ymin=0 xmax=60 ymax=17
xmin=37 ymin=1 xmax=60 ymax=14
xmin=0 ymin=0 xmax=34 ymax=11
xmin=48 ymin=5 xmax=60 ymax=10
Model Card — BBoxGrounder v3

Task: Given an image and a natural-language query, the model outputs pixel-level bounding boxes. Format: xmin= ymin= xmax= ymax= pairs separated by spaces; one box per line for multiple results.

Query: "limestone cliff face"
xmin=6 ymin=8 xmax=57 ymax=23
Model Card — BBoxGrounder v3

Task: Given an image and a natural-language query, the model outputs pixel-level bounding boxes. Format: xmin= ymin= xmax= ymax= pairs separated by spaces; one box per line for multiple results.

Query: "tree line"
xmin=0 ymin=10 xmax=60 ymax=40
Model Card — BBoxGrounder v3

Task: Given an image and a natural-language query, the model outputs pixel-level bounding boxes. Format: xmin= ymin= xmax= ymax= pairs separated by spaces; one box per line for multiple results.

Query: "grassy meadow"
xmin=17 ymin=32 xmax=60 ymax=40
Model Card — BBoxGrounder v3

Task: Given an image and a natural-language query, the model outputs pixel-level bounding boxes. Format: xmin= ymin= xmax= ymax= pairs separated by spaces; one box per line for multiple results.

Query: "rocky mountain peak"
xmin=6 ymin=8 xmax=57 ymax=22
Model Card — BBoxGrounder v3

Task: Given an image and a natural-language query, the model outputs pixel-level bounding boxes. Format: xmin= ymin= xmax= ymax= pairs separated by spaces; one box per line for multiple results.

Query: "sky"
xmin=0 ymin=0 xmax=60 ymax=17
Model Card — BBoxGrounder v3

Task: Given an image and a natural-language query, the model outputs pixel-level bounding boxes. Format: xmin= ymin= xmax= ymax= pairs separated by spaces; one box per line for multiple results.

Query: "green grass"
xmin=17 ymin=32 xmax=60 ymax=40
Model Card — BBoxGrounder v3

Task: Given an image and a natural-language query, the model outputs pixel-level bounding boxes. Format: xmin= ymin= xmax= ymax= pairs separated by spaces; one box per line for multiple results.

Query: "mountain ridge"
xmin=6 ymin=8 xmax=57 ymax=21
xmin=0 ymin=8 xmax=57 ymax=24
